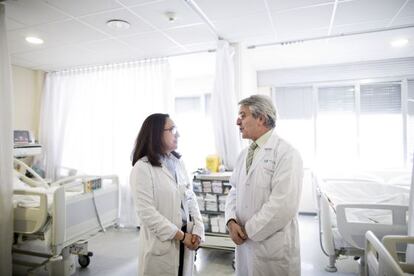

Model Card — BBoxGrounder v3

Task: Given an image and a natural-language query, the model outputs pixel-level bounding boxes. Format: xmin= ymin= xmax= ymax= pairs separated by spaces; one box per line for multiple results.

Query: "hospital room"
xmin=1 ymin=0 xmax=414 ymax=275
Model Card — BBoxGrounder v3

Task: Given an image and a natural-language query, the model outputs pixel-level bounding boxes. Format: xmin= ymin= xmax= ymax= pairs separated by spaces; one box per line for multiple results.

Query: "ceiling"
xmin=3 ymin=0 xmax=414 ymax=72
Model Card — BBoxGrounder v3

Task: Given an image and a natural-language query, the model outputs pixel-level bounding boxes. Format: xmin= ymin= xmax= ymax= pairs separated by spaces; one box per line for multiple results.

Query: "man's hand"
xmin=227 ymin=220 xmax=247 ymax=245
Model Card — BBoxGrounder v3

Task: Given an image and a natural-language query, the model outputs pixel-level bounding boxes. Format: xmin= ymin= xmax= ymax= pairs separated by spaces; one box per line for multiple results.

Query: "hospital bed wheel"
xmin=78 ymin=255 xmax=90 ymax=268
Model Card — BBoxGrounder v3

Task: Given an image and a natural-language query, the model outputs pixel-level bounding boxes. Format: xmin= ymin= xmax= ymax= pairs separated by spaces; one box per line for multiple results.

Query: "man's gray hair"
xmin=239 ymin=94 xmax=277 ymax=128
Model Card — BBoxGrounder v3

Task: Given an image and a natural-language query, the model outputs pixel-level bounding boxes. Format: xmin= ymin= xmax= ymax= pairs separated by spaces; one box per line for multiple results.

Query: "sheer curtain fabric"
xmin=211 ymin=40 xmax=241 ymax=170
xmin=0 ymin=3 xmax=13 ymax=275
xmin=40 ymin=59 xmax=172 ymax=226
xmin=408 ymin=152 xmax=414 ymax=263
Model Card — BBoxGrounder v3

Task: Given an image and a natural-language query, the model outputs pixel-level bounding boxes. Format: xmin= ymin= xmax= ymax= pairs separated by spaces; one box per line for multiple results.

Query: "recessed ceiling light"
xmin=106 ymin=19 xmax=130 ymax=30
xmin=25 ymin=36 xmax=44 ymax=45
xmin=390 ymin=38 xmax=408 ymax=48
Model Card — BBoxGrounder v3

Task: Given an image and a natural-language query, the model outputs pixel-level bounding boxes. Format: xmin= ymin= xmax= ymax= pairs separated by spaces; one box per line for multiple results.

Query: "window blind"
xmin=318 ymin=86 xmax=355 ymax=112
xmin=273 ymin=87 xmax=313 ymax=119
xmin=360 ymin=83 xmax=401 ymax=114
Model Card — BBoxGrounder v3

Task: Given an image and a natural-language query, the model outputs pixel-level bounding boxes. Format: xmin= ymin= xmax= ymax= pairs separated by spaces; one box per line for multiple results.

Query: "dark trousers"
xmin=178 ymin=224 xmax=187 ymax=276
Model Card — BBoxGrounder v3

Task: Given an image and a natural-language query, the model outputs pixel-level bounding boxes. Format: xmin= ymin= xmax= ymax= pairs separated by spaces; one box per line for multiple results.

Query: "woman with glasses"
xmin=130 ymin=113 xmax=204 ymax=276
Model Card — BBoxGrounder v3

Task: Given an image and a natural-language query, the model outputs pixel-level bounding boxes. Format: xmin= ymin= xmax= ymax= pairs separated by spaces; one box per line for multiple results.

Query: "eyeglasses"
xmin=164 ymin=126 xmax=178 ymax=135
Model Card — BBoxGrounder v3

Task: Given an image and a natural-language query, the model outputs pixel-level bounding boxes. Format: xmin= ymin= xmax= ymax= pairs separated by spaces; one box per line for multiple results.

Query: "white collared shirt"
xmin=161 ymin=154 xmax=187 ymax=225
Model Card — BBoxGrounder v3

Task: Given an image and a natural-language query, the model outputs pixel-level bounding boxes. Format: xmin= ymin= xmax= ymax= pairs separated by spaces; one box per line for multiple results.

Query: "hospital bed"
xmin=12 ymin=158 xmax=120 ymax=276
xmin=365 ymin=231 xmax=414 ymax=275
xmin=315 ymin=170 xmax=411 ymax=274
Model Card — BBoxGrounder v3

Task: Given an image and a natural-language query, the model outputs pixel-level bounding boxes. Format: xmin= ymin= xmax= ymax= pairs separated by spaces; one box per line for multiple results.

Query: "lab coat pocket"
xmin=150 ymin=238 xmax=172 ymax=256
xmin=255 ymin=159 xmax=275 ymax=188
xmin=255 ymin=231 xmax=286 ymax=260
xmin=263 ymin=159 xmax=275 ymax=174
xmin=256 ymin=168 xmax=273 ymax=189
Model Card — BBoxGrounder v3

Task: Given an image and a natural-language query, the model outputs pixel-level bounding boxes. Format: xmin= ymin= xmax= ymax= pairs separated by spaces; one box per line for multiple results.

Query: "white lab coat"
xmin=225 ymin=132 xmax=303 ymax=276
xmin=130 ymin=156 xmax=205 ymax=276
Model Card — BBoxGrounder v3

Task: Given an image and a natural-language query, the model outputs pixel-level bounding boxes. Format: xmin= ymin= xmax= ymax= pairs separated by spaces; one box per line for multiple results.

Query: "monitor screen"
xmin=14 ymin=130 xmax=31 ymax=144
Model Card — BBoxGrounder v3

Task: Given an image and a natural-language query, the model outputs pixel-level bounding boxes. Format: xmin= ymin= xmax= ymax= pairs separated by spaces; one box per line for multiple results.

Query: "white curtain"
xmin=407 ymin=152 xmax=414 ymax=263
xmin=211 ymin=40 xmax=241 ymax=170
xmin=40 ymin=59 xmax=172 ymax=226
xmin=0 ymin=3 xmax=13 ymax=275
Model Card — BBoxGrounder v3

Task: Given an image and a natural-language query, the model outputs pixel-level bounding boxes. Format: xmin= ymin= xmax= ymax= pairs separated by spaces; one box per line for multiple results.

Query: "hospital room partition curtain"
xmin=408 ymin=152 xmax=414 ymax=263
xmin=0 ymin=3 xmax=13 ymax=275
xmin=40 ymin=59 xmax=172 ymax=226
xmin=211 ymin=40 xmax=241 ymax=170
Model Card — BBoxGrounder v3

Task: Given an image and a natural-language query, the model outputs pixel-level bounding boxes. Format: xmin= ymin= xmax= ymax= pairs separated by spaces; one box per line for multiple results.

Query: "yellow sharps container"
xmin=206 ymin=155 xmax=220 ymax=173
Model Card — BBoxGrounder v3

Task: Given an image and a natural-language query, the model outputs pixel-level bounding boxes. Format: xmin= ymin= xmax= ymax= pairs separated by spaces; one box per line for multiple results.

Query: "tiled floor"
xmin=13 ymin=215 xmax=360 ymax=275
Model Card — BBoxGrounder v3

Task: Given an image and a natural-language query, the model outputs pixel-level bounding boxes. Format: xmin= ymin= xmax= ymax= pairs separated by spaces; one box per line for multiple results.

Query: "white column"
xmin=0 ymin=3 xmax=14 ymax=275
xmin=407 ymin=153 xmax=414 ymax=263
xmin=233 ymin=42 xmax=258 ymax=101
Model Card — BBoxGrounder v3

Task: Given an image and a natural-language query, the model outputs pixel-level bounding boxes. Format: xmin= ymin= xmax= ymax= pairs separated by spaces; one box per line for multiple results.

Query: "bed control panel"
xmin=83 ymin=177 xmax=102 ymax=192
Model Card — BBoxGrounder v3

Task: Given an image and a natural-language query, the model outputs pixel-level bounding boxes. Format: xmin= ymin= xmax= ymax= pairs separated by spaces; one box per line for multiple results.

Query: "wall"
xmin=258 ymin=57 xmax=414 ymax=86
xmin=12 ymin=65 xmax=44 ymax=139
xmin=234 ymin=42 xmax=258 ymax=100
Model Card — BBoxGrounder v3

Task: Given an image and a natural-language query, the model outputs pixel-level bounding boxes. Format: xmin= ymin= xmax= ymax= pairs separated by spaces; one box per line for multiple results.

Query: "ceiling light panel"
xmin=395 ymin=0 xmax=414 ymax=18
xmin=164 ymin=24 xmax=217 ymax=45
xmin=42 ymin=0 xmax=123 ymax=17
xmin=5 ymin=18 xmax=25 ymax=31
xmin=194 ymin=0 xmax=267 ymax=21
xmin=213 ymin=12 xmax=275 ymax=41
xmin=271 ymin=4 xmax=333 ymax=33
xmin=119 ymin=32 xmax=179 ymax=53
xmin=31 ymin=19 xmax=107 ymax=45
xmin=266 ymin=0 xmax=334 ymax=12
xmin=334 ymin=0 xmax=406 ymax=25
xmin=331 ymin=19 xmax=390 ymax=35
xmin=4 ymin=0 xmax=69 ymax=25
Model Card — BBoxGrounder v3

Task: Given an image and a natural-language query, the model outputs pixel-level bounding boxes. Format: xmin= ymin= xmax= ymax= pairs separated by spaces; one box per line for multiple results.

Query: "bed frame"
xmin=315 ymin=179 xmax=409 ymax=274
xmin=12 ymin=174 xmax=120 ymax=276
xmin=365 ymin=231 xmax=414 ymax=275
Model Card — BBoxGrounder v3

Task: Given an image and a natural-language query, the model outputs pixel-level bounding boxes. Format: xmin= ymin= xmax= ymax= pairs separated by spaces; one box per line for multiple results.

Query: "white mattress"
xmin=320 ymin=177 xmax=410 ymax=225
xmin=13 ymin=176 xmax=82 ymax=211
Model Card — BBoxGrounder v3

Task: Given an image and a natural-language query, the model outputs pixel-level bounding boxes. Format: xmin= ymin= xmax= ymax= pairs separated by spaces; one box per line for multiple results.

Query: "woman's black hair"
xmin=131 ymin=113 xmax=180 ymax=166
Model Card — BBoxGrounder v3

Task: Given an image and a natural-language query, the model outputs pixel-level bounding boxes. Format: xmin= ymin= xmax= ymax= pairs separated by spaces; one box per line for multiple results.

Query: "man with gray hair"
xmin=225 ymin=94 xmax=304 ymax=276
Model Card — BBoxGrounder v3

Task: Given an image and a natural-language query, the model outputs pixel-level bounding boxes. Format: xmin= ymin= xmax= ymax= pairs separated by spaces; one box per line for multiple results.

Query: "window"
xmin=317 ymin=86 xmax=357 ymax=168
xmin=272 ymin=87 xmax=314 ymax=166
xmin=174 ymin=94 xmax=214 ymax=172
xmin=272 ymin=80 xmax=411 ymax=169
xmin=359 ymin=83 xmax=403 ymax=168
xmin=170 ymin=52 xmax=216 ymax=172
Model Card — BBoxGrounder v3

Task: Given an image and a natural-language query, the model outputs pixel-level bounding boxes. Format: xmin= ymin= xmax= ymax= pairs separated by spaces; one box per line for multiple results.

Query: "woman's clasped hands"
xmin=183 ymin=233 xmax=201 ymax=250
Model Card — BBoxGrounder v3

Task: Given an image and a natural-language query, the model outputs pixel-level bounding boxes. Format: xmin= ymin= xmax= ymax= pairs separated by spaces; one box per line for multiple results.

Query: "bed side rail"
xmin=382 ymin=235 xmax=414 ymax=273
xmin=315 ymin=185 xmax=336 ymax=255
xmin=14 ymin=158 xmax=49 ymax=189
xmin=337 ymin=204 xmax=408 ymax=250
xmin=13 ymin=189 xmax=48 ymax=234
xmin=365 ymin=231 xmax=405 ymax=276
xmin=50 ymin=174 xmax=119 ymax=189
